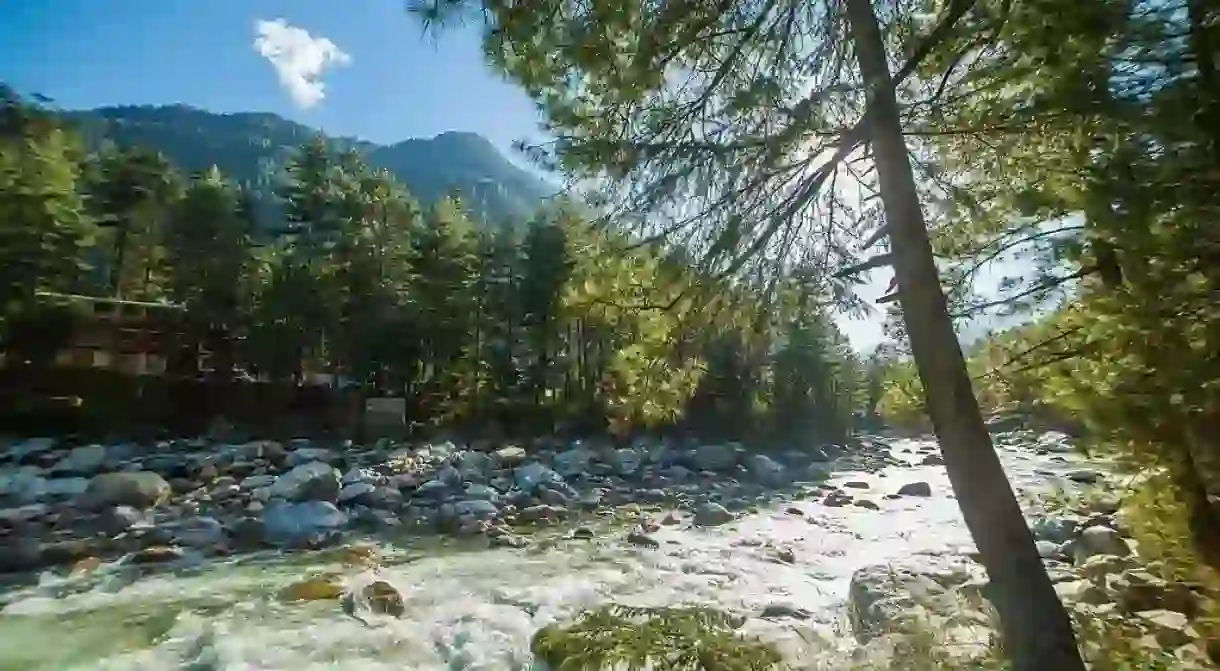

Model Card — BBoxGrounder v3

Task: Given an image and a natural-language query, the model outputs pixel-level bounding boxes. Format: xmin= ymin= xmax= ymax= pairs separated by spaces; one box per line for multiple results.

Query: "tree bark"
xmin=843 ymin=0 xmax=1085 ymax=668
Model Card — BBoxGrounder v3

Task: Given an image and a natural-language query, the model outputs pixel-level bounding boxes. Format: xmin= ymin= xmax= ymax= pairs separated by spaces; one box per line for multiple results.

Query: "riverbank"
xmin=1 ymin=431 xmax=1215 ymax=669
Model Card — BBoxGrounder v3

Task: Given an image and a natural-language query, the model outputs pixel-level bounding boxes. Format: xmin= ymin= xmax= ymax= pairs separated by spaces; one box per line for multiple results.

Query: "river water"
xmin=0 ymin=433 xmax=1099 ymax=670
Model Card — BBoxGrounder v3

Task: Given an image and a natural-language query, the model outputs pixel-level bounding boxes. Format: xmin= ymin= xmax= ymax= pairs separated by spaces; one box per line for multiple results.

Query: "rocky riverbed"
xmin=0 ymin=430 xmax=1215 ymax=669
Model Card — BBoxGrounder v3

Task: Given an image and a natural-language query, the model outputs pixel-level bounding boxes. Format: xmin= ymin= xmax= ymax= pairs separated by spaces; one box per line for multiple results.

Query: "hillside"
xmin=61 ymin=104 xmax=558 ymax=226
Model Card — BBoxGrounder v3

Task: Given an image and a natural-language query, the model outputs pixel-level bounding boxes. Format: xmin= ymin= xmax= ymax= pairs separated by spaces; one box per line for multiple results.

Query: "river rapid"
xmin=0 ymin=432 xmax=1102 ymax=670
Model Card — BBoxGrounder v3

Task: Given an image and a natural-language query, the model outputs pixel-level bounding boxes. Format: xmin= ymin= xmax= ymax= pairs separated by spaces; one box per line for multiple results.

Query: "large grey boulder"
xmin=746 ymin=454 xmax=790 ymax=488
xmin=552 ymin=448 xmax=593 ymax=478
xmin=692 ymin=444 xmax=737 ymax=472
xmin=80 ymin=471 xmax=170 ymax=510
xmin=260 ymin=500 xmax=348 ymax=547
xmin=267 ymin=462 xmax=341 ymax=502
xmin=50 ymin=444 xmax=109 ymax=476
xmin=693 ymin=502 xmax=734 ymax=526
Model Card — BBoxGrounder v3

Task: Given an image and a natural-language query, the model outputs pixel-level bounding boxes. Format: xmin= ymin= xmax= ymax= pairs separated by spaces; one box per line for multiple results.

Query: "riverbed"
xmin=0 ymin=432 xmax=1101 ymax=670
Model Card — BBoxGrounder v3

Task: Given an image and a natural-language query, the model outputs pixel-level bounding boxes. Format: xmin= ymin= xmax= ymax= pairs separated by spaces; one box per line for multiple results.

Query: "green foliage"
xmin=0 ymin=86 xmax=862 ymax=440
xmin=530 ymin=605 xmax=782 ymax=671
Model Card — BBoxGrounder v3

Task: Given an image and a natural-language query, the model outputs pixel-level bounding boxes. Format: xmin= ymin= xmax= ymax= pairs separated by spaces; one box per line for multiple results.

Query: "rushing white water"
xmin=0 ymin=434 xmax=1100 ymax=670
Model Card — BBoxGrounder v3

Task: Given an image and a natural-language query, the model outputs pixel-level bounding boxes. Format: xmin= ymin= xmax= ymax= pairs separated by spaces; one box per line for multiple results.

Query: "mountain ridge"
xmin=60 ymin=104 xmax=559 ymax=226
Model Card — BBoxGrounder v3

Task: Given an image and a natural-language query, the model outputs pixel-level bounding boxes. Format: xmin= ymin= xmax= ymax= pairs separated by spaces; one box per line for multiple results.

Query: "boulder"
xmin=1031 ymin=516 xmax=1078 ymax=544
xmin=80 ymin=471 xmax=170 ymax=510
xmin=267 ymin=462 xmax=341 ymax=502
xmin=278 ymin=573 xmax=345 ymax=602
xmin=337 ymin=482 xmax=377 ymax=504
xmin=50 ymin=444 xmax=109 ymax=476
xmin=285 ymin=447 xmax=337 ymax=468
xmin=610 ymin=448 xmax=641 ymax=476
xmin=514 ymin=463 xmax=565 ymax=492
xmin=692 ymin=444 xmax=737 ymax=472
xmin=693 ymin=502 xmax=734 ymax=526
xmin=164 ymin=516 xmax=227 ymax=549
xmin=552 ymin=448 xmax=594 ymax=478
xmin=0 ymin=467 xmax=46 ymax=503
xmin=486 ymin=444 xmax=522 ymax=465
xmin=848 ymin=558 xmax=984 ymax=644
xmin=1073 ymin=526 xmax=1130 ymax=564
xmin=746 ymin=454 xmax=790 ymax=488
xmin=897 ymin=482 xmax=932 ymax=497
xmin=261 ymin=501 xmax=348 ymax=547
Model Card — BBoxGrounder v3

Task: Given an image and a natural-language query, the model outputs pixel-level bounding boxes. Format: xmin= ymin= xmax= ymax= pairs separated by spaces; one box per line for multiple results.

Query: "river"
xmin=0 ymin=432 xmax=1100 ymax=670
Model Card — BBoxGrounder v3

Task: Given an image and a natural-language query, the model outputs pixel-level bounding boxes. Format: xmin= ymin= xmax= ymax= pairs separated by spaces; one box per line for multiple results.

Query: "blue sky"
xmin=0 ymin=0 xmax=542 ymax=151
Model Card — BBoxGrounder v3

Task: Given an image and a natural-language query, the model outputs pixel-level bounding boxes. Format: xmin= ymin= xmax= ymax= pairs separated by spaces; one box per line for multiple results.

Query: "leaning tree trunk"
xmin=843 ymin=0 xmax=1085 ymax=668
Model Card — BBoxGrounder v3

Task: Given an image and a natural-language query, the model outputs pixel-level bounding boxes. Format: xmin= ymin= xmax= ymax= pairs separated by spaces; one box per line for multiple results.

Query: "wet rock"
xmin=1078 ymin=553 xmax=1135 ymax=583
xmin=897 ymin=482 xmax=931 ymax=497
xmin=126 ymin=546 xmax=189 ymax=566
xmin=0 ymin=537 xmax=43 ymax=573
xmin=493 ymin=445 xmax=527 ymax=467
xmin=278 ymin=573 xmax=345 ymax=602
xmin=759 ymin=604 xmax=811 ymax=620
xmin=843 ymin=481 xmax=869 ymax=490
xmin=1035 ymin=540 xmax=1062 ymax=559
xmin=0 ymin=467 xmax=48 ymax=503
xmin=746 ymin=454 xmax=790 ymax=488
xmin=848 ymin=559 xmax=982 ymax=644
xmin=1073 ymin=526 xmax=1130 ymax=563
xmin=571 ymin=526 xmax=595 ymax=540
xmin=268 ymin=462 xmax=341 ymax=502
xmin=98 ymin=505 xmax=146 ymax=535
xmin=261 ymin=500 xmax=348 ymax=547
xmin=610 ymin=448 xmax=641 ymax=476
xmin=347 ymin=579 xmax=406 ymax=617
xmin=50 ymin=444 xmax=109 ymax=476
xmin=853 ymin=499 xmax=880 ymax=511
xmin=693 ymin=502 xmax=733 ymax=526
xmin=514 ymin=463 xmax=565 ymax=492
xmin=454 ymin=499 xmax=500 ymax=521
xmin=164 ymin=516 xmax=227 ymax=549
xmin=1135 ymin=609 xmax=1198 ymax=649
xmin=692 ymin=444 xmax=737 ymax=472
xmin=919 ymin=454 xmax=945 ymax=466
xmin=552 ymin=448 xmax=593 ymax=478
xmin=337 ymin=482 xmax=377 ymax=504
xmin=824 ymin=491 xmax=853 ymax=507
xmin=1065 ymin=469 xmax=1102 ymax=485
xmin=1113 ymin=570 xmax=1198 ymax=616
xmin=285 ymin=447 xmax=337 ymax=468
xmin=80 ymin=471 xmax=170 ymax=510
xmin=1032 ymin=516 xmax=1078 ymax=544
xmin=627 ymin=529 xmax=660 ymax=548
xmin=519 ymin=504 xmax=563 ymax=524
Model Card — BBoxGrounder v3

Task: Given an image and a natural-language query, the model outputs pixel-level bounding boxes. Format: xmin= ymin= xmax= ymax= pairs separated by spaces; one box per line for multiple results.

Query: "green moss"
xmin=531 ymin=605 xmax=782 ymax=671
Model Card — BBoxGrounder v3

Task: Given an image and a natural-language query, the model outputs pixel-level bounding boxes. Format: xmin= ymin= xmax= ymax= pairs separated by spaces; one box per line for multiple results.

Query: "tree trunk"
xmin=843 ymin=1 xmax=1085 ymax=668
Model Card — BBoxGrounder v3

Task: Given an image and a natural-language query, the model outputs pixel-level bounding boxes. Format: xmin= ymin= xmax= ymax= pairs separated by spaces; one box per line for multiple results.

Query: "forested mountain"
xmin=61 ymin=104 xmax=557 ymax=227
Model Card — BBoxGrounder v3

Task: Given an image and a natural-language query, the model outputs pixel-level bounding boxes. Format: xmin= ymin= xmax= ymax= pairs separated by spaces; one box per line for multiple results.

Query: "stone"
xmin=127 ymin=546 xmax=189 ymax=566
xmin=165 ymin=516 xmax=227 ymax=548
xmin=746 ymin=454 xmax=790 ymax=488
xmin=1054 ymin=579 xmax=1111 ymax=605
xmin=1078 ymin=553 xmax=1135 ymax=583
xmin=853 ymin=499 xmax=880 ymax=510
xmin=824 ymin=491 xmax=853 ymax=507
xmin=919 ymin=454 xmax=945 ymax=466
xmin=514 ymin=463 xmax=565 ymax=492
xmin=759 ymin=604 xmax=812 ymax=620
xmin=261 ymin=501 xmax=348 ymax=547
xmin=1031 ymin=516 xmax=1078 ymax=544
xmin=843 ymin=481 xmax=870 ymax=490
xmin=493 ymin=445 xmax=527 ymax=467
xmin=626 ymin=530 xmax=660 ymax=548
xmin=1065 ymin=469 xmax=1102 ymax=485
xmin=897 ymin=481 xmax=932 ymax=497
xmin=51 ymin=444 xmax=109 ymax=476
xmin=692 ymin=444 xmax=737 ymax=471
xmin=351 ymin=579 xmax=406 ymax=617
xmin=552 ymin=448 xmax=594 ymax=478
xmin=1073 ymin=526 xmax=1130 ymax=564
xmin=0 ymin=537 xmax=43 ymax=573
xmin=454 ymin=499 xmax=500 ymax=520
xmin=693 ymin=502 xmax=733 ymax=526
xmin=337 ymin=482 xmax=377 ymax=504
xmin=285 ymin=447 xmax=337 ymax=468
xmin=610 ymin=448 xmax=641 ymax=476
xmin=268 ymin=462 xmax=341 ymax=502
xmin=278 ymin=573 xmax=346 ymax=602
xmin=1135 ymin=610 xmax=1198 ymax=649
xmin=80 ymin=471 xmax=170 ymax=510
xmin=98 ymin=505 xmax=146 ymax=534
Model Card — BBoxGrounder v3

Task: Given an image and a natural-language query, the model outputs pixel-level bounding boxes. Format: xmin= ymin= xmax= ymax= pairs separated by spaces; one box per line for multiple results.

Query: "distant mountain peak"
xmin=61 ymin=105 xmax=556 ymax=225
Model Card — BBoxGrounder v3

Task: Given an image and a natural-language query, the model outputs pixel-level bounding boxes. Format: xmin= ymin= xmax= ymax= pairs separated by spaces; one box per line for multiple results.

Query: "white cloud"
xmin=253 ymin=18 xmax=351 ymax=109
